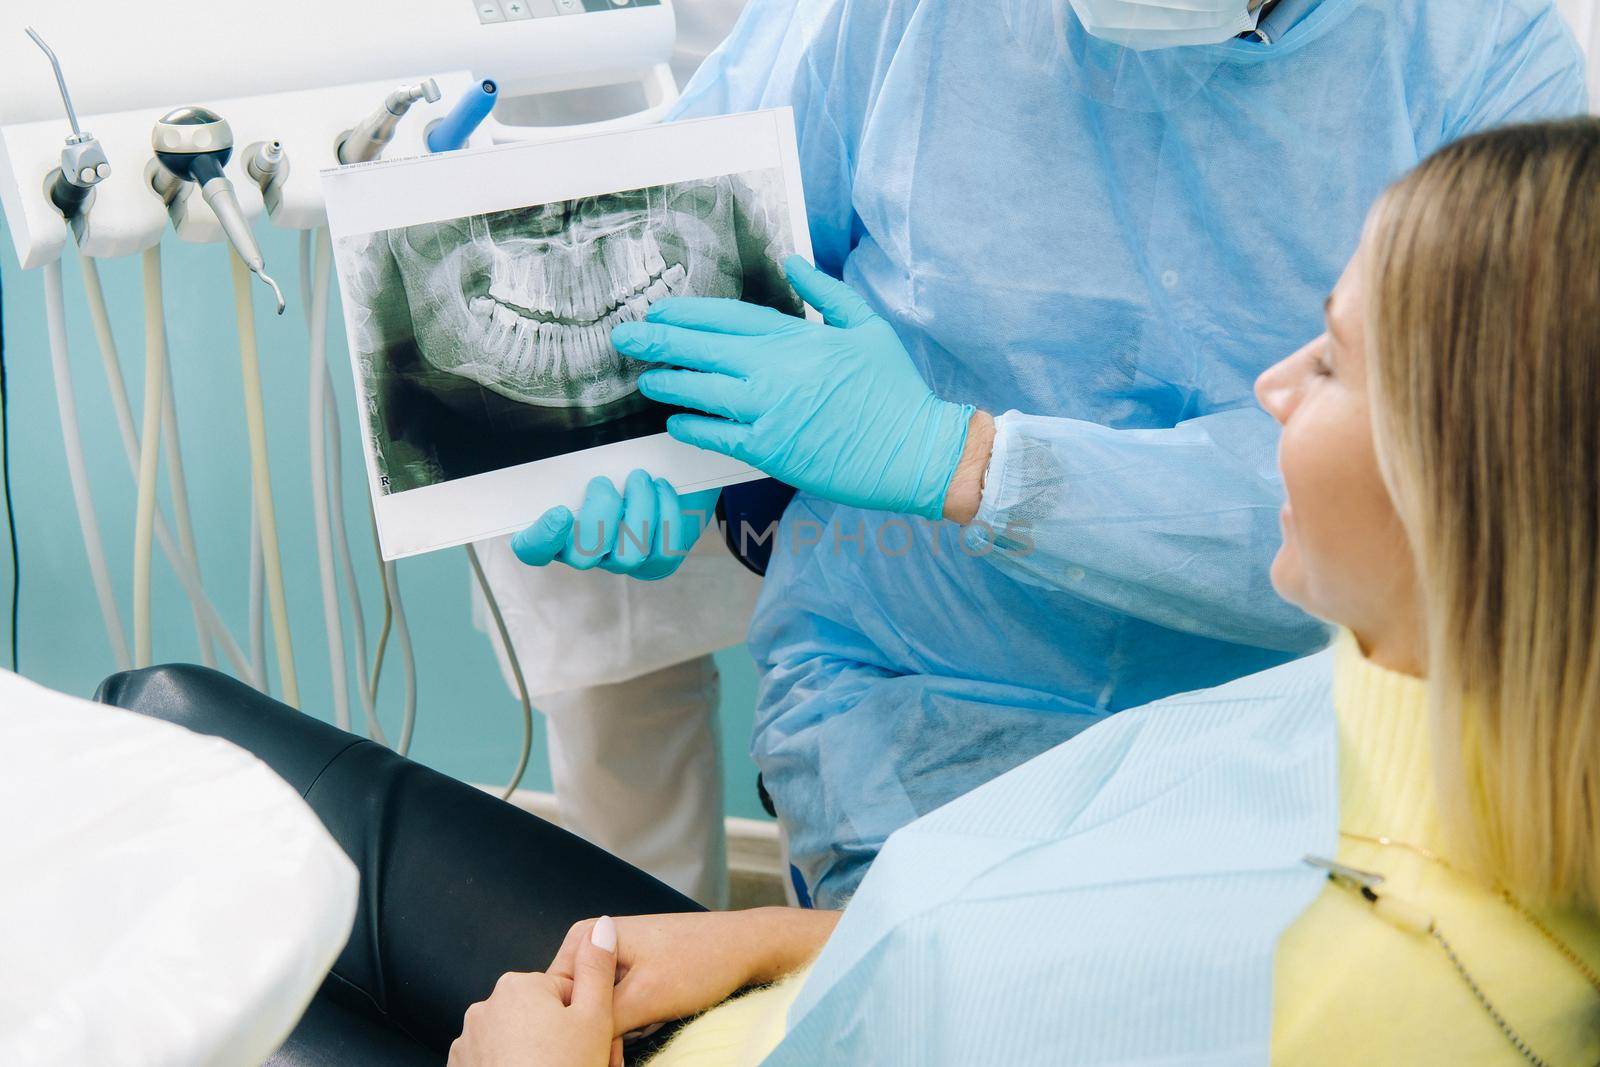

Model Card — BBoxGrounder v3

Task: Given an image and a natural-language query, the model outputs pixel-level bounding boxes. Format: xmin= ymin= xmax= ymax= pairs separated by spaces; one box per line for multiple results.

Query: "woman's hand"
xmin=449 ymin=916 xmax=624 ymax=1067
xmin=548 ymin=908 xmax=840 ymax=1038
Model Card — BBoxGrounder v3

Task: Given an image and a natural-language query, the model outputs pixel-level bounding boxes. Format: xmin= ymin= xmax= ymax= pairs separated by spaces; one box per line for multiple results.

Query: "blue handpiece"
xmin=425 ymin=78 xmax=498 ymax=153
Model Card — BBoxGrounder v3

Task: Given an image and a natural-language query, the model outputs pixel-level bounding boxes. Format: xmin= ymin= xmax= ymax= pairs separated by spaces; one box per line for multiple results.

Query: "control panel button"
xmin=476 ymin=0 xmax=506 ymax=22
xmin=553 ymin=0 xmax=582 ymax=12
xmin=503 ymin=0 xmax=533 ymax=17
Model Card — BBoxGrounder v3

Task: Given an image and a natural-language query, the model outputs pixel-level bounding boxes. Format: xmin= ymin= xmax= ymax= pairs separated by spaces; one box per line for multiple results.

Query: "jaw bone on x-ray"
xmin=340 ymin=170 xmax=801 ymax=495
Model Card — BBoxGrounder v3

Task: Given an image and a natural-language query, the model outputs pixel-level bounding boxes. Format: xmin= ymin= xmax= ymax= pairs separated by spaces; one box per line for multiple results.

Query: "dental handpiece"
xmin=25 ymin=26 xmax=109 ymax=223
xmin=245 ymin=139 xmax=289 ymax=215
xmin=150 ymin=106 xmax=285 ymax=314
xmin=338 ymin=79 xmax=442 ymax=164
xmin=425 ymin=78 xmax=498 ymax=154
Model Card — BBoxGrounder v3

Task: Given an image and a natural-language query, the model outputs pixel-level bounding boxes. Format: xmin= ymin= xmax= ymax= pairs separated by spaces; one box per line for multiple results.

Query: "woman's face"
xmin=1254 ymin=241 xmax=1418 ymax=655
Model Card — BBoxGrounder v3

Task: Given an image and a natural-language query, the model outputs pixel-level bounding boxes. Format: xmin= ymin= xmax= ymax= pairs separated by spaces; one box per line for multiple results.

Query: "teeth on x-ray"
xmin=461 ymin=232 xmax=689 ymax=391
xmin=334 ymin=164 xmax=800 ymax=499
xmin=387 ymin=181 xmax=746 ymax=409
xmin=485 ymin=232 xmax=674 ymax=323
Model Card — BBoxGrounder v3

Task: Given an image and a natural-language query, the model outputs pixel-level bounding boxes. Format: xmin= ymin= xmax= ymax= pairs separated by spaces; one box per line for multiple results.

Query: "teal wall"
xmin=0 ymin=222 xmax=769 ymax=821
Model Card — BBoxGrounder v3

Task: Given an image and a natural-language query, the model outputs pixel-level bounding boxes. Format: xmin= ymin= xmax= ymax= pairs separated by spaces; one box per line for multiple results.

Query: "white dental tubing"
xmin=366 ymin=508 xmax=418 ymax=757
xmin=81 ymin=254 xmax=253 ymax=678
xmin=302 ymin=227 xmax=406 ymax=748
xmin=133 ymin=247 xmax=168 ymax=669
xmin=158 ymin=360 xmax=214 ymax=668
xmin=305 ymin=229 xmax=352 ymax=731
xmin=305 ymin=227 xmax=382 ymax=739
xmin=231 ymin=254 xmax=299 ymax=706
xmin=43 ymin=258 xmax=131 ymax=670
xmin=323 ymin=361 xmax=381 ymax=742
xmin=465 ymin=542 xmax=532 ymax=799
xmin=386 ymin=558 xmax=417 ymax=755
xmin=85 ymin=253 xmax=213 ymax=666
xmin=249 ymin=503 xmax=268 ymax=691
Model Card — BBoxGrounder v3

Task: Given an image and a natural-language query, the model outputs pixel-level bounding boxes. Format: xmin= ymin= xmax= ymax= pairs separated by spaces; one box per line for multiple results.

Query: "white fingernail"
xmin=592 ymin=915 xmax=617 ymax=953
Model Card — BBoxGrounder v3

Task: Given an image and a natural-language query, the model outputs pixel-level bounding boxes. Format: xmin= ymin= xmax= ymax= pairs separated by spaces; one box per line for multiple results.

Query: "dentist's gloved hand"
xmin=613 ymin=256 xmax=975 ymax=521
xmin=511 ymin=470 xmax=718 ymax=581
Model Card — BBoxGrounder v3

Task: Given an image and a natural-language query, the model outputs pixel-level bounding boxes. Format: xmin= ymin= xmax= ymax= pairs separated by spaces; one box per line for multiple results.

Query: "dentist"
xmin=516 ymin=0 xmax=1590 ymax=907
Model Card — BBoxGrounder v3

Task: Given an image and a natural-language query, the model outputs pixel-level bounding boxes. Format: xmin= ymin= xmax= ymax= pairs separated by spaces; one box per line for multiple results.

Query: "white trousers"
xmin=540 ymin=653 xmax=729 ymax=908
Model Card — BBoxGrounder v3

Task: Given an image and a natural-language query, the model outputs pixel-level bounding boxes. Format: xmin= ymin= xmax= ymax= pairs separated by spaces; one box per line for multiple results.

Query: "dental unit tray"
xmin=0 ymin=0 xmax=678 ymax=269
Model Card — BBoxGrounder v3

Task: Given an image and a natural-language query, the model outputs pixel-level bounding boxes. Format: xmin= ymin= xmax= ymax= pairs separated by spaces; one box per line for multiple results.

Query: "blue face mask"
xmin=1064 ymin=0 xmax=1260 ymax=49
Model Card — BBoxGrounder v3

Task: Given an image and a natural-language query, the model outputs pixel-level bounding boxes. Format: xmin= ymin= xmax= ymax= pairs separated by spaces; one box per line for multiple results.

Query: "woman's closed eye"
xmin=1313 ymin=339 xmax=1336 ymax=378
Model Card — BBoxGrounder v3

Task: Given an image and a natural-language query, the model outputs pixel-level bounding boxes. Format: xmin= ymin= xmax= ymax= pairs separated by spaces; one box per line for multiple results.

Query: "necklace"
xmin=1341 ymin=832 xmax=1600 ymax=997
xmin=1302 ymin=832 xmax=1600 ymax=1067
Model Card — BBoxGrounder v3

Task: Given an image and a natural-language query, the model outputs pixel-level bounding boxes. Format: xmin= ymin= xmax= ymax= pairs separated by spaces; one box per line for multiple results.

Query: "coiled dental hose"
xmin=43 ymin=258 xmax=130 ymax=670
xmin=81 ymin=254 xmax=253 ymax=679
xmin=230 ymin=255 xmax=298 ymax=705
xmin=465 ymin=542 xmax=532 ymax=798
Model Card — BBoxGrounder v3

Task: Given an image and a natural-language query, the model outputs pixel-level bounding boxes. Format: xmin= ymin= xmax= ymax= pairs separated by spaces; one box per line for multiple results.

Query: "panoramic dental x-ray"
xmin=338 ymin=170 xmax=801 ymax=496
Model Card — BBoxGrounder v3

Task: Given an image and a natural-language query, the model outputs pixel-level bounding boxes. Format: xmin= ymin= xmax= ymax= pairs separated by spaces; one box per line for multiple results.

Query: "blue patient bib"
xmin=765 ymin=651 xmax=1339 ymax=1066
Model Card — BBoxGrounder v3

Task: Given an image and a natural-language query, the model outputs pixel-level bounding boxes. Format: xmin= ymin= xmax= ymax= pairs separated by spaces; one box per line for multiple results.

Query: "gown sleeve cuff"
xmin=962 ymin=410 xmax=1024 ymax=553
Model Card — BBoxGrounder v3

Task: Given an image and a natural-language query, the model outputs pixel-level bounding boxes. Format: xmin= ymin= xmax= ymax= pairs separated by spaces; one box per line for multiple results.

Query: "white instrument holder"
xmin=0 ymin=0 xmax=680 ymax=267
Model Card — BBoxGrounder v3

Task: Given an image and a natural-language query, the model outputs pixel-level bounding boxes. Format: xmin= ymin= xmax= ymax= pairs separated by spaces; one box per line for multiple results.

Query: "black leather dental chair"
xmin=96 ymin=665 xmax=701 ymax=1066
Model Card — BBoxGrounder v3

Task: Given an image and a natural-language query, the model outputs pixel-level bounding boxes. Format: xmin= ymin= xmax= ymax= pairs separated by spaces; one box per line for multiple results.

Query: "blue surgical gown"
xmin=671 ymin=0 xmax=1588 ymax=906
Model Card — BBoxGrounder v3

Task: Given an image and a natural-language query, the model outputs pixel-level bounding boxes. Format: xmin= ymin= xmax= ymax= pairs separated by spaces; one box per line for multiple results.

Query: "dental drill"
xmin=148 ymin=106 xmax=286 ymax=315
xmin=338 ymin=79 xmax=441 ymax=164
xmin=26 ymin=26 xmax=129 ymax=669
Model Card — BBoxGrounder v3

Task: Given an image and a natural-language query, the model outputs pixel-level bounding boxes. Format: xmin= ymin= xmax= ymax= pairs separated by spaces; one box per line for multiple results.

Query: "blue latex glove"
xmin=510 ymin=470 xmax=718 ymax=581
xmin=613 ymin=257 xmax=975 ymax=521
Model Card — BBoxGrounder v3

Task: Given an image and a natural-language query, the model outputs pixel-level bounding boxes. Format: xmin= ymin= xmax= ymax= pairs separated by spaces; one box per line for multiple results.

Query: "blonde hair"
xmin=1363 ymin=117 xmax=1600 ymax=909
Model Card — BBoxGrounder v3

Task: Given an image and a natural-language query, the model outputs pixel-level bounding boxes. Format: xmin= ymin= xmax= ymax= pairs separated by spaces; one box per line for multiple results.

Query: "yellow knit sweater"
xmin=1271 ymin=633 xmax=1600 ymax=1064
xmin=650 ymin=635 xmax=1600 ymax=1065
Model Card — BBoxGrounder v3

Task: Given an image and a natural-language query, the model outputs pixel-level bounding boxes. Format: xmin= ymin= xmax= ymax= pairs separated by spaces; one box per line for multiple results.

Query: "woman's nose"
xmin=1256 ymin=347 xmax=1306 ymax=425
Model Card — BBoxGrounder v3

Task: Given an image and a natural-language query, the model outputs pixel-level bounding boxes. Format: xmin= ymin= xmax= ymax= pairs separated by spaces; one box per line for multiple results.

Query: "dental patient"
xmin=447 ymin=117 xmax=1600 ymax=1066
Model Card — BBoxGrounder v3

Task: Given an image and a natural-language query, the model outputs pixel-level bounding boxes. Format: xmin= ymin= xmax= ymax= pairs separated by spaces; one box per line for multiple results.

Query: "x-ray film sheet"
xmin=322 ymin=109 xmax=813 ymax=559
